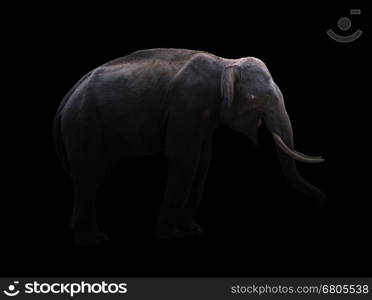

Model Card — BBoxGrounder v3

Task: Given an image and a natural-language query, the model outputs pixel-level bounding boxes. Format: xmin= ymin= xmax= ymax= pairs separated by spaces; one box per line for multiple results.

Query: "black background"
xmin=2 ymin=3 xmax=370 ymax=277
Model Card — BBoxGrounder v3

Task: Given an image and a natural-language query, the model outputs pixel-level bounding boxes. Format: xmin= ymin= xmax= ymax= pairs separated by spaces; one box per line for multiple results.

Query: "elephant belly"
xmin=100 ymin=108 xmax=166 ymax=161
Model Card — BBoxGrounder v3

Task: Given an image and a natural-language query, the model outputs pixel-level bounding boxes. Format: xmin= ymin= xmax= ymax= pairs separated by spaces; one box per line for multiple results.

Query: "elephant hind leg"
xmin=63 ymin=117 xmax=110 ymax=244
xmin=70 ymin=177 xmax=108 ymax=245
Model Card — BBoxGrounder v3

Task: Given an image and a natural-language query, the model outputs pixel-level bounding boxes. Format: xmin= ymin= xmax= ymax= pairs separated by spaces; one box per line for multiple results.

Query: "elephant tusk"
xmin=272 ymin=133 xmax=324 ymax=164
xmin=294 ymin=150 xmax=322 ymax=160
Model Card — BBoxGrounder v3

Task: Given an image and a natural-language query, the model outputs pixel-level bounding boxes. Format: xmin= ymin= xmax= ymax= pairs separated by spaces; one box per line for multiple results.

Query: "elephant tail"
xmin=53 ymin=70 xmax=93 ymax=176
xmin=53 ymin=113 xmax=70 ymax=176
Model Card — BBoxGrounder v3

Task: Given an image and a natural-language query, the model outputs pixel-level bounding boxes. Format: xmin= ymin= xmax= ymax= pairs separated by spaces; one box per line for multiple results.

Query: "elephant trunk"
xmin=264 ymin=102 xmax=325 ymax=204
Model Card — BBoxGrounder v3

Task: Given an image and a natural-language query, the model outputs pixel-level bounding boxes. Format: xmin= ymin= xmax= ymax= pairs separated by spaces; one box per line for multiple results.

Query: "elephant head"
xmin=221 ymin=57 xmax=325 ymax=204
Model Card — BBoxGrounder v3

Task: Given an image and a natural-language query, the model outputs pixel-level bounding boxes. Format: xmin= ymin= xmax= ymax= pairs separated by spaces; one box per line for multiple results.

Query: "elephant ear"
xmin=221 ymin=65 xmax=240 ymax=108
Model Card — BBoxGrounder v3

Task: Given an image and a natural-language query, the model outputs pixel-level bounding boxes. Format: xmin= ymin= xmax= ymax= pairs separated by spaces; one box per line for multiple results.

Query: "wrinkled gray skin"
xmin=54 ymin=48 xmax=325 ymax=244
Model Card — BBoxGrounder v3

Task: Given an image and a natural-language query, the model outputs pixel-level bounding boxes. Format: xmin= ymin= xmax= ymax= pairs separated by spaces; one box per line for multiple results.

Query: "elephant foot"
xmin=180 ymin=218 xmax=204 ymax=235
xmin=155 ymin=225 xmax=184 ymax=239
xmin=73 ymin=228 xmax=108 ymax=245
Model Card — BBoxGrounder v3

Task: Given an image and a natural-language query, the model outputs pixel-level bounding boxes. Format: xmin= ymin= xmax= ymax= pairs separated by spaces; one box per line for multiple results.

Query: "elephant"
xmin=54 ymin=48 xmax=324 ymax=244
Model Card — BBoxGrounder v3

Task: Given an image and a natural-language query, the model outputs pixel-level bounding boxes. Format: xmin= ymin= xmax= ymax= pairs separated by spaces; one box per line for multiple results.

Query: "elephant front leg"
xmin=180 ymin=137 xmax=212 ymax=235
xmin=156 ymin=140 xmax=202 ymax=239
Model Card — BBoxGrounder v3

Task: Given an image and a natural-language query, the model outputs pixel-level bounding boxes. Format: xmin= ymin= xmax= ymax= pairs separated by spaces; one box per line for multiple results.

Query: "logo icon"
xmin=327 ymin=9 xmax=363 ymax=43
xmin=3 ymin=281 xmax=20 ymax=297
